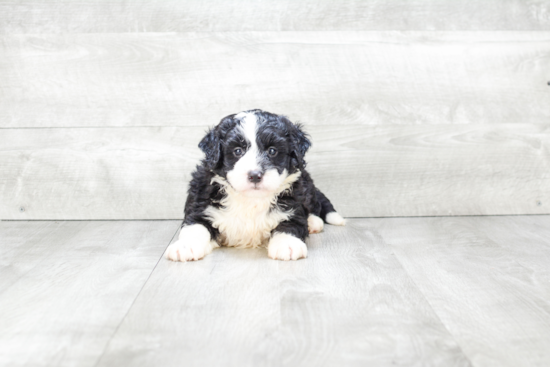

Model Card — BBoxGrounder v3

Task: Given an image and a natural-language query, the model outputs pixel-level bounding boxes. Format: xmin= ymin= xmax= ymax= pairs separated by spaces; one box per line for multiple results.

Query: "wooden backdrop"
xmin=1 ymin=1 xmax=549 ymax=220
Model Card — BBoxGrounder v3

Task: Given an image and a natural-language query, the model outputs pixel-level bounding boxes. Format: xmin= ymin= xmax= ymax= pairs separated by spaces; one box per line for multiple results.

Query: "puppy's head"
xmin=199 ymin=109 xmax=311 ymax=197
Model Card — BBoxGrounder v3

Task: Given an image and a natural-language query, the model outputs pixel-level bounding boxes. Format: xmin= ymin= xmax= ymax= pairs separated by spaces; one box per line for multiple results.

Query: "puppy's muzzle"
xmin=248 ymin=170 xmax=263 ymax=183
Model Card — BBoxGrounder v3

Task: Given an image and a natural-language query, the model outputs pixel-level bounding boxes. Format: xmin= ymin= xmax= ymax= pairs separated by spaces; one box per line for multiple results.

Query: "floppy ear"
xmin=290 ymin=122 xmax=311 ymax=169
xmin=198 ymin=127 xmax=222 ymax=171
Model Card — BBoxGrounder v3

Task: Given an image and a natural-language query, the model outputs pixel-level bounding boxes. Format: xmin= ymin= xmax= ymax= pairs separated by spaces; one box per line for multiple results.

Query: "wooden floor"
xmin=1 ymin=216 xmax=549 ymax=367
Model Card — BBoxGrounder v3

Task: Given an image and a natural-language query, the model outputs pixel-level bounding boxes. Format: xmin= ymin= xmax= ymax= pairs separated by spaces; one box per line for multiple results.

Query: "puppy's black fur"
xmin=182 ymin=109 xmax=337 ymax=243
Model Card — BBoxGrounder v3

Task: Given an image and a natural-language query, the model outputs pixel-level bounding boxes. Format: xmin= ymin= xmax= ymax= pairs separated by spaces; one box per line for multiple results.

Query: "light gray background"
xmin=1 ymin=1 xmax=549 ymax=220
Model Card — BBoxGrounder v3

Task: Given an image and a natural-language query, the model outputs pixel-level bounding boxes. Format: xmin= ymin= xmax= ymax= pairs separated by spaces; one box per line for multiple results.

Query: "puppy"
xmin=165 ymin=109 xmax=345 ymax=262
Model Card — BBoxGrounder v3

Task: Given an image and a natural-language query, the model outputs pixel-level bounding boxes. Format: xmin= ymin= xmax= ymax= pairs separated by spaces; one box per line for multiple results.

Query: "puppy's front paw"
xmin=268 ymin=232 xmax=307 ymax=261
xmin=165 ymin=224 xmax=216 ymax=262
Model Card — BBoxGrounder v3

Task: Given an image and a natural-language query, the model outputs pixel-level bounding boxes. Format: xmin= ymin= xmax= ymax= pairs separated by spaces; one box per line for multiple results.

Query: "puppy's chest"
xmin=204 ymin=194 xmax=292 ymax=248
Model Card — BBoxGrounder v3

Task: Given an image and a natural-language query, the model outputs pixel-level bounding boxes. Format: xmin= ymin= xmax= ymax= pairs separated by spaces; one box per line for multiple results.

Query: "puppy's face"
xmin=199 ymin=110 xmax=310 ymax=197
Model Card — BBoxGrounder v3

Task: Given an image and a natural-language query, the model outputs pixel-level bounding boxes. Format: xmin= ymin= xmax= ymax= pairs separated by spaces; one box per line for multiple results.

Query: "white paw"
xmin=165 ymin=224 xmax=217 ymax=262
xmin=326 ymin=212 xmax=346 ymax=226
xmin=267 ymin=232 xmax=307 ymax=261
xmin=308 ymin=214 xmax=324 ymax=234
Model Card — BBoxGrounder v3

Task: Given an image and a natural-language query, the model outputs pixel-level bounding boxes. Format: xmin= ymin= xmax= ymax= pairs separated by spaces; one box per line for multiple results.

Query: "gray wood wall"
xmin=1 ymin=1 xmax=550 ymax=219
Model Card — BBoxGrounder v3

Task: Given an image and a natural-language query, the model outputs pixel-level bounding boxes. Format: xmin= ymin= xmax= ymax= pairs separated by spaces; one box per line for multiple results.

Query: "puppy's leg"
xmin=325 ymin=212 xmax=346 ymax=226
xmin=165 ymin=224 xmax=218 ymax=262
xmin=315 ymin=188 xmax=346 ymax=226
xmin=307 ymin=214 xmax=324 ymax=234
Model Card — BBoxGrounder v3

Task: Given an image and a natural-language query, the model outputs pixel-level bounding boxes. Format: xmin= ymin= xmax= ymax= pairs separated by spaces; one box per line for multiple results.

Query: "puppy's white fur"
xmin=326 ymin=212 xmax=346 ymax=226
xmin=308 ymin=214 xmax=324 ymax=234
xmin=165 ymin=224 xmax=218 ymax=262
xmin=268 ymin=232 xmax=308 ymax=260
xmin=204 ymin=172 xmax=301 ymax=248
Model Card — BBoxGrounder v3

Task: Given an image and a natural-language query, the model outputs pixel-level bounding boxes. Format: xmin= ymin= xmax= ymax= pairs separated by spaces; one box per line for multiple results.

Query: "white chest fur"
xmin=204 ymin=173 xmax=300 ymax=248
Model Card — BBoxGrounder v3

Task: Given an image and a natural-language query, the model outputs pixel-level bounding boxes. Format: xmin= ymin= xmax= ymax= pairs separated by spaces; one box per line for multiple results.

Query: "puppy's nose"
xmin=248 ymin=170 xmax=263 ymax=183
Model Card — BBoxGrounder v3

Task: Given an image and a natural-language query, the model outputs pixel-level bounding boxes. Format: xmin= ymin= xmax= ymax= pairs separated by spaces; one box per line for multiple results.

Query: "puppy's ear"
xmin=292 ymin=123 xmax=311 ymax=157
xmin=198 ymin=127 xmax=222 ymax=171
xmin=290 ymin=122 xmax=311 ymax=169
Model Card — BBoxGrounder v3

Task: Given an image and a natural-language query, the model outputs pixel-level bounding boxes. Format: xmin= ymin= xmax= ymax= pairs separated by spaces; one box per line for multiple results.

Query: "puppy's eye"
xmin=234 ymin=148 xmax=244 ymax=157
xmin=268 ymin=147 xmax=277 ymax=157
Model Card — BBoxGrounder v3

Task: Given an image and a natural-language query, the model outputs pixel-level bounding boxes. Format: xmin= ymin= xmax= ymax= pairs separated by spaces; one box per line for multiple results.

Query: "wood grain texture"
xmin=0 ymin=220 xmax=67 ymax=292
xmin=0 ymin=220 xmax=180 ymax=367
xmin=1 ymin=32 xmax=549 ymax=128
xmin=2 ymin=123 xmax=549 ymax=220
xmin=96 ymin=221 xmax=471 ymax=367
xmin=308 ymin=124 xmax=550 ymax=217
xmin=3 ymin=217 xmax=550 ymax=366
xmin=1 ymin=0 xmax=550 ymax=33
xmin=371 ymin=216 xmax=550 ymax=367
xmin=0 ymin=127 xmax=199 ymax=220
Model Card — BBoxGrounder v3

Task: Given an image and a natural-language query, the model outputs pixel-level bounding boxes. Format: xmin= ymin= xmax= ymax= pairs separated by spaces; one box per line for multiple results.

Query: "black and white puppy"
xmin=165 ymin=109 xmax=345 ymax=262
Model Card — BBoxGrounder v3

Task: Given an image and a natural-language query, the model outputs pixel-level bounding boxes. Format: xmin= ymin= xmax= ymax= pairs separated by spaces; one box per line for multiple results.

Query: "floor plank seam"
xmin=3 ymin=213 xmax=549 ymax=222
xmin=345 ymin=213 xmax=550 ymax=219
xmin=1 ymin=219 xmax=184 ymax=222
xmin=91 ymin=223 xmax=181 ymax=367
xmin=398 ymin=263 xmax=474 ymax=366
xmin=380 ymin=233 xmax=475 ymax=366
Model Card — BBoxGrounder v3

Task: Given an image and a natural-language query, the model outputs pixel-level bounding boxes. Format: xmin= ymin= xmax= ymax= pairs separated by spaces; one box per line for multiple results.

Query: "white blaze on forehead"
xmin=235 ymin=111 xmax=259 ymax=151
xmin=235 ymin=111 xmax=260 ymax=171
xmin=227 ymin=111 xmax=262 ymax=192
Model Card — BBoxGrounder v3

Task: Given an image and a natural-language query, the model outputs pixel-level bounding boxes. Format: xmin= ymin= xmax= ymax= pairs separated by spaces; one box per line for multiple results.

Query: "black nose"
xmin=248 ymin=170 xmax=263 ymax=183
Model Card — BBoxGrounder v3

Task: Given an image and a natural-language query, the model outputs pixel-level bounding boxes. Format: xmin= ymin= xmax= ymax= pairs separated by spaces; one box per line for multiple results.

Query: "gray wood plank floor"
xmin=0 ymin=220 xmax=180 ymax=367
xmin=1 ymin=216 xmax=550 ymax=366
xmin=372 ymin=216 xmax=550 ymax=367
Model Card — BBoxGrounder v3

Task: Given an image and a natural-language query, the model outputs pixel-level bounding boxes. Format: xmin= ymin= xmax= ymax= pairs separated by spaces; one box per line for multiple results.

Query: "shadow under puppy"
xmin=166 ymin=109 xmax=345 ymax=262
